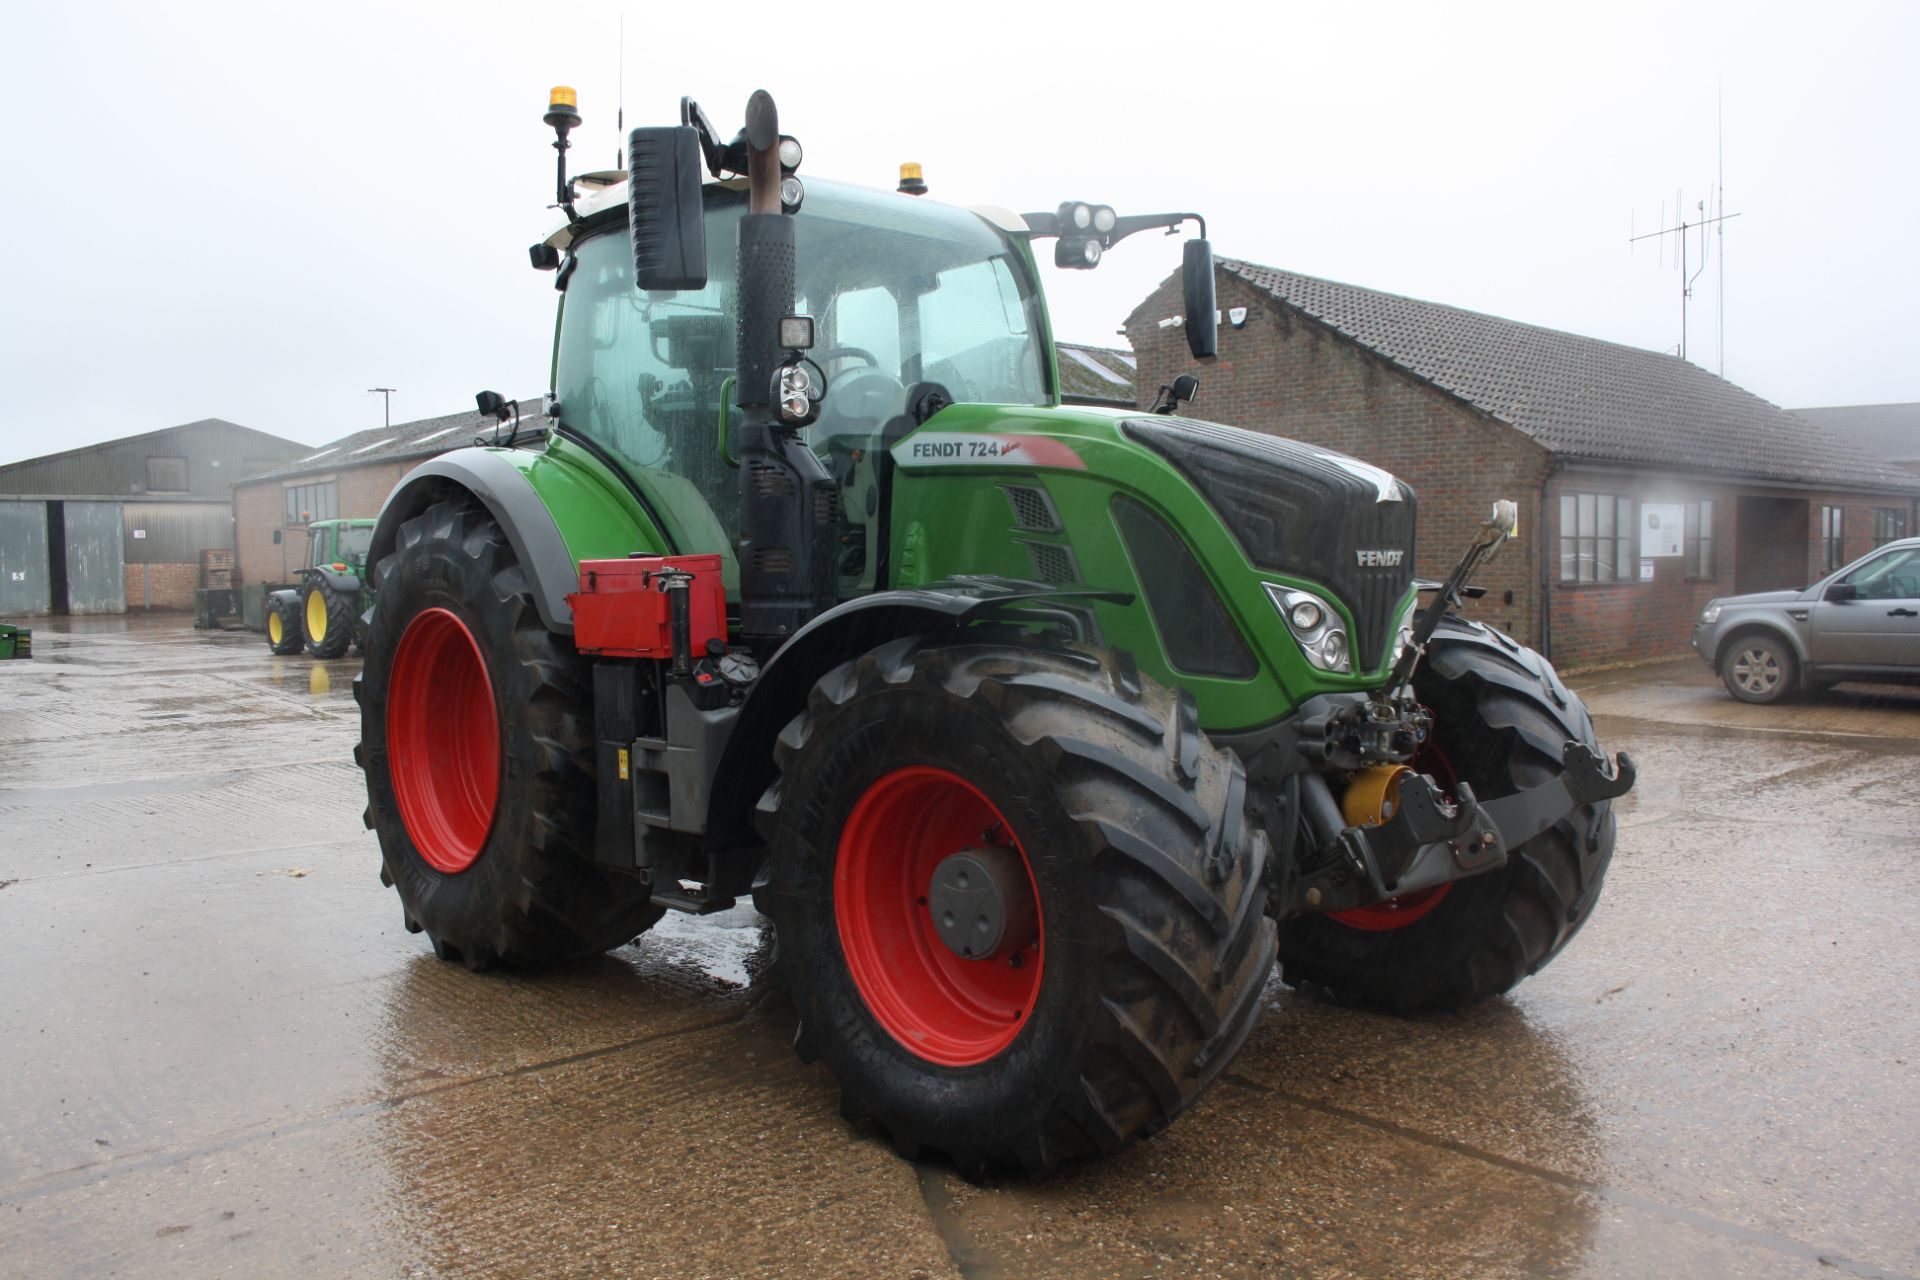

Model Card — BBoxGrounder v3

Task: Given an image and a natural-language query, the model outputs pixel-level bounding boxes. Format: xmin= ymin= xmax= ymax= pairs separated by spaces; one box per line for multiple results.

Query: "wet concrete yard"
xmin=2 ymin=617 xmax=1916 ymax=1278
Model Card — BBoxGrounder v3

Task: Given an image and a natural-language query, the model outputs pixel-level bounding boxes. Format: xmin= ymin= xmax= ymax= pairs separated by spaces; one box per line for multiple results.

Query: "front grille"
xmin=1124 ymin=417 xmax=1417 ymax=670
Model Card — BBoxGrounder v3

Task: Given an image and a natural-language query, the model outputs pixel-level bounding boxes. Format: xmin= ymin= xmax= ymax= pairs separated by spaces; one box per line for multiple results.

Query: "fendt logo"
xmin=1355 ymin=549 xmax=1406 ymax=568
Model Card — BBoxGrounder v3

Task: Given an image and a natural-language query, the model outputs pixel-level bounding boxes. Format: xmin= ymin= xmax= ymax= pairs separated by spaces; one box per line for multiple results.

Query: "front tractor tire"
xmin=354 ymin=497 xmax=662 ymax=969
xmin=265 ymin=596 xmax=303 ymax=655
xmin=754 ymin=639 xmax=1276 ymax=1175
xmin=303 ymin=581 xmax=356 ymax=659
xmin=1279 ymin=617 xmax=1617 ymax=1013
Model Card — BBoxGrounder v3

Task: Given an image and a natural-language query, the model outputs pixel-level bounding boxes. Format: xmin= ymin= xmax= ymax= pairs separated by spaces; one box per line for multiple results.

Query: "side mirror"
xmin=627 ymin=126 xmax=709 ymax=291
xmin=1182 ymin=239 xmax=1218 ymax=361
xmin=1826 ymin=581 xmax=1858 ymax=603
xmin=475 ymin=389 xmax=508 ymax=420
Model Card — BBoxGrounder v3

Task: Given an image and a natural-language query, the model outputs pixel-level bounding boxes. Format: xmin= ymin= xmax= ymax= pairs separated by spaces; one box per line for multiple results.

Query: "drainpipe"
xmin=1538 ymin=458 xmax=1565 ymax=660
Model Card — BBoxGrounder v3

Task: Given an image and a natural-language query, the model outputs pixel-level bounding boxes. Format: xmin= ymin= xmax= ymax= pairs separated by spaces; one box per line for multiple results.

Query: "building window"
xmin=1873 ymin=507 xmax=1908 ymax=547
xmin=146 ymin=456 xmax=189 ymax=492
xmin=1821 ymin=506 xmax=1845 ymax=573
xmin=1684 ymin=499 xmax=1715 ymax=578
xmin=283 ymin=480 xmax=338 ymax=526
xmin=1559 ymin=492 xmax=1636 ymax=583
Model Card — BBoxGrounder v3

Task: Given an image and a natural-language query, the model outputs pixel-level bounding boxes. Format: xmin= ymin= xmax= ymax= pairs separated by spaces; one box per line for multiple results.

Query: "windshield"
xmin=338 ymin=524 xmax=373 ymax=563
xmin=553 ymin=181 xmax=1048 ymax=545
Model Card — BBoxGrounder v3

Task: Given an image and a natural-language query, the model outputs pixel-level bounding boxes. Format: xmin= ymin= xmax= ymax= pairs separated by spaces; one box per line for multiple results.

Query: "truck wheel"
xmin=354 ymin=497 xmax=663 ymax=969
xmin=1721 ymin=632 xmax=1795 ymax=704
xmin=1278 ymin=618 xmax=1616 ymax=1012
xmin=265 ymin=597 xmax=303 ymax=655
xmin=754 ymin=638 xmax=1275 ymax=1175
xmin=303 ymin=582 xmax=356 ymax=659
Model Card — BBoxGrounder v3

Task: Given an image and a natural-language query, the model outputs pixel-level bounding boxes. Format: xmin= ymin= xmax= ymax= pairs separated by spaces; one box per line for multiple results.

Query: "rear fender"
xmin=307 ymin=565 xmax=362 ymax=595
xmin=370 ymin=450 xmax=608 ymax=635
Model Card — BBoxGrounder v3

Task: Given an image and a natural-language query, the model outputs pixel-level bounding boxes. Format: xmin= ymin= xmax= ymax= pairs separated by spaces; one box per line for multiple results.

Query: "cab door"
xmin=1808 ymin=547 xmax=1920 ymax=670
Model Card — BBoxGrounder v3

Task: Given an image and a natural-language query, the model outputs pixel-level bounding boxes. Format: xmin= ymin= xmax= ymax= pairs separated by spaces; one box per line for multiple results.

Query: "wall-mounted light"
xmin=1228 ymin=306 xmax=1248 ymax=328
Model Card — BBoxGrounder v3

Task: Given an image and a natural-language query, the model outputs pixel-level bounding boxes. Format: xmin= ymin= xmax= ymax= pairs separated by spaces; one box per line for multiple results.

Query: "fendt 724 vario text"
xmin=355 ymin=89 xmax=1633 ymax=1174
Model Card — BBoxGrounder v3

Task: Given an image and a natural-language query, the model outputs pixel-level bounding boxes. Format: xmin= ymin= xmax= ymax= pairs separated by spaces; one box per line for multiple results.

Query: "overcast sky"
xmin=1 ymin=0 xmax=1913 ymax=463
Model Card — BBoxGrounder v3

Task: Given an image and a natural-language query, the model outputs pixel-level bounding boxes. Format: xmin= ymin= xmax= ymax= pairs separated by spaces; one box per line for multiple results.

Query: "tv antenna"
xmin=1629 ymin=195 xmax=1740 ymax=366
xmin=367 ymin=386 xmax=398 ymax=429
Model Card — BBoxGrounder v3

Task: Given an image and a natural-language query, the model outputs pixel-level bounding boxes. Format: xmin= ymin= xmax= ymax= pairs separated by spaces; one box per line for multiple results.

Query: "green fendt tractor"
xmin=264 ymin=518 xmax=377 ymax=658
xmin=355 ymin=89 xmax=1633 ymax=1174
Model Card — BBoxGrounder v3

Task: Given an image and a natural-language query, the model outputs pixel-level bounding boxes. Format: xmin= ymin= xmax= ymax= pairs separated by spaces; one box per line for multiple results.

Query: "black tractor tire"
xmin=303 ymin=581 xmax=356 ymax=659
xmin=354 ymin=496 xmax=663 ymax=969
xmin=265 ymin=596 xmax=303 ymax=655
xmin=1720 ymin=631 xmax=1796 ymax=704
xmin=753 ymin=638 xmax=1276 ymax=1176
xmin=1278 ymin=617 xmax=1616 ymax=1013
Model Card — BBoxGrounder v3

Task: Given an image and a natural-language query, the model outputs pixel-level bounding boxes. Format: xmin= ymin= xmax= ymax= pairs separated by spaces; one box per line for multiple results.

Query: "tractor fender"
xmin=369 ymin=450 xmax=581 ymax=634
xmin=703 ymin=583 xmax=1129 ymax=860
xmin=266 ymin=586 xmax=303 ymax=612
xmin=306 ymin=565 xmax=362 ymax=595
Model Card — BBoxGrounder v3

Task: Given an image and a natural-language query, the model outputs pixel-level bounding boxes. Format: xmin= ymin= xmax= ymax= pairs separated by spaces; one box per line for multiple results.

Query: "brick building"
xmin=230 ymin=400 xmax=547 ymax=604
xmin=0 ymin=419 xmax=306 ymax=615
xmin=1125 ymin=261 xmax=1920 ymax=667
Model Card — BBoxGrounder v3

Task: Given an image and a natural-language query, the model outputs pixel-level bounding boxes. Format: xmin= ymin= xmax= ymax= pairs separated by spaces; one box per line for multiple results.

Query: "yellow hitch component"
xmin=1342 ymin=764 xmax=1412 ymax=828
xmin=306 ymin=590 xmax=328 ymax=644
xmin=268 ymin=612 xmax=282 ymax=645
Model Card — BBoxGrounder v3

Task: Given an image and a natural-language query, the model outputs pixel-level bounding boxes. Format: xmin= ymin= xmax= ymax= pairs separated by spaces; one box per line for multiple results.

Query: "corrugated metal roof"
xmin=0 ymin=418 xmax=308 ymax=498
xmin=250 ymin=400 xmax=550 ymax=483
xmin=1791 ymin=403 xmax=1920 ymax=466
xmin=1222 ymin=260 xmax=1920 ymax=495
xmin=1057 ymin=342 xmax=1138 ymax=405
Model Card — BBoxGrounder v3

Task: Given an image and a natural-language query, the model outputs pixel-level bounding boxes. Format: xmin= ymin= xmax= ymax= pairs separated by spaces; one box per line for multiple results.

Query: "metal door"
xmin=63 ymin=501 xmax=126 ymax=614
xmin=0 ymin=501 xmax=51 ymax=615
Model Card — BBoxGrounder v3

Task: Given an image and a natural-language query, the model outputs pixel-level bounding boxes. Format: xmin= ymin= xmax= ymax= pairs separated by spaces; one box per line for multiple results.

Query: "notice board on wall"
xmin=1641 ymin=503 xmax=1685 ymax=558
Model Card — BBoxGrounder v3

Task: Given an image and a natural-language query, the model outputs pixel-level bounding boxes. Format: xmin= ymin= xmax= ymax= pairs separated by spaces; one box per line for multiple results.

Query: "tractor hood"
xmin=1122 ymin=417 xmax=1417 ymax=670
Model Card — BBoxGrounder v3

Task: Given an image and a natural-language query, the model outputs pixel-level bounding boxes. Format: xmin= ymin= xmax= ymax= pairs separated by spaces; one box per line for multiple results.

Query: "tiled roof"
xmin=1222 ymin=260 xmax=1920 ymax=495
xmin=1057 ymin=342 xmax=1137 ymax=405
xmin=1790 ymin=403 xmax=1920 ymax=466
xmin=248 ymin=399 xmax=549 ymax=484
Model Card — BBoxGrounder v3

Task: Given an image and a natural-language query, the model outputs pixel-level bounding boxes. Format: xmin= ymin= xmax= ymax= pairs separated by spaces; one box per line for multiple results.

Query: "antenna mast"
xmin=1629 ymin=199 xmax=1741 ymax=363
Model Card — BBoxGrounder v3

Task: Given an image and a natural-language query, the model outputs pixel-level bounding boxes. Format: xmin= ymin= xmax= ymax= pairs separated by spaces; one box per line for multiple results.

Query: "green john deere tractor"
xmin=265 ymin=518 xmax=376 ymax=658
xmin=355 ymin=88 xmax=1633 ymax=1174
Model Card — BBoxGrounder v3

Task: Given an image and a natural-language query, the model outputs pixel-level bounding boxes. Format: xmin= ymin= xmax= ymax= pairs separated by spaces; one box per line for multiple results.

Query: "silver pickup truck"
xmin=1692 ymin=536 xmax=1920 ymax=702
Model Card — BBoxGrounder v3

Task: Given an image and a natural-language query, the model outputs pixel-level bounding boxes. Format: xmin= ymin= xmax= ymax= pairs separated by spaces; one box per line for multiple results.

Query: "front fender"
xmin=307 ymin=565 xmax=362 ymax=595
xmin=702 ymin=581 xmax=1128 ymax=861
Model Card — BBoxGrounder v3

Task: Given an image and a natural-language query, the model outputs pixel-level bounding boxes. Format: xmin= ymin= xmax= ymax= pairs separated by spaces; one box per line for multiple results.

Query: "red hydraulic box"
xmin=569 ymin=554 xmax=727 ymax=659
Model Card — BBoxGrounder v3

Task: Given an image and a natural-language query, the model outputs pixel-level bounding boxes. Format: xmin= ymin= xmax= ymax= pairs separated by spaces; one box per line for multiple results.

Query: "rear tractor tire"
xmin=1278 ymin=617 xmax=1617 ymax=1013
xmin=354 ymin=497 xmax=663 ymax=969
xmin=304 ymin=581 xmax=356 ymax=659
xmin=753 ymin=638 xmax=1276 ymax=1175
xmin=265 ymin=597 xmax=303 ymax=655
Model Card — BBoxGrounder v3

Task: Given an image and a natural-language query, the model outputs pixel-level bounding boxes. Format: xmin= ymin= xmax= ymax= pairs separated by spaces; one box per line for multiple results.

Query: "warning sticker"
xmin=890 ymin=432 xmax=1085 ymax=471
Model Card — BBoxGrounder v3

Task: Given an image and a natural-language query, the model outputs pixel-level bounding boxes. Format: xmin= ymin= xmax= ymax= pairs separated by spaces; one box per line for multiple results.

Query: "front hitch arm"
xmin=1287 ymin=742 xmax=1636 ymax=915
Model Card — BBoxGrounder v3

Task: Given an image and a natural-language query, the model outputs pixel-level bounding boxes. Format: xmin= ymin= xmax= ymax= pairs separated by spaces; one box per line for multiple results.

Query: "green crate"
xmin=0 ymin=623 xmax=30 ymax=660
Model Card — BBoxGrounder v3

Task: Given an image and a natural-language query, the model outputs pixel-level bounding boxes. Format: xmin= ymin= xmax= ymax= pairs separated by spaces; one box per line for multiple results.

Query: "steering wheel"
xmin=818 ymin=346 xmax=880 ymax=369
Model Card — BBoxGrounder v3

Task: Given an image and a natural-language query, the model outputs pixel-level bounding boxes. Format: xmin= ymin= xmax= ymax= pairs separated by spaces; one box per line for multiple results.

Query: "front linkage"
xmin=1258 ymin=502 xmax=1635 ymax=922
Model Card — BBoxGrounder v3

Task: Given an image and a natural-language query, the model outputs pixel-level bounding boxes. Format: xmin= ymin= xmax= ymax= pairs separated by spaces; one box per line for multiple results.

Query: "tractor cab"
xmin=549 ymin=180 xmax=1051 ymax=597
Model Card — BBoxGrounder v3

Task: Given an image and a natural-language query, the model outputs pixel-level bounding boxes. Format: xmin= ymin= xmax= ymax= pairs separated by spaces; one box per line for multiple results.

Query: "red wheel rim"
xmin=835 ymin=766 xmax=1043 ymax=1067
xmin=1328 ymin=735 xmax=1456 ymax=932
xmin=387 ymin=607 xmax=500 ymax=874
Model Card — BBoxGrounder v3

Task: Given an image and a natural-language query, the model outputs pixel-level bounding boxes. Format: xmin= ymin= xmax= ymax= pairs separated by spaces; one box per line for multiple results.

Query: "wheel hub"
xmin=927 ymin=845 xmax=1037 ymax=961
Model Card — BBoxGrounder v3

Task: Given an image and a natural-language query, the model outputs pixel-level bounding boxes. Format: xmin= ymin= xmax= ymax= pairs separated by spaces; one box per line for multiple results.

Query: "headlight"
xmin=1699 ymin=603 xmax=1722 ymax=624
xmin=1388 ymin=596 xmax=1418 ymax=672
xmin=1267 ymin=584 xmax=1351 ymax=674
